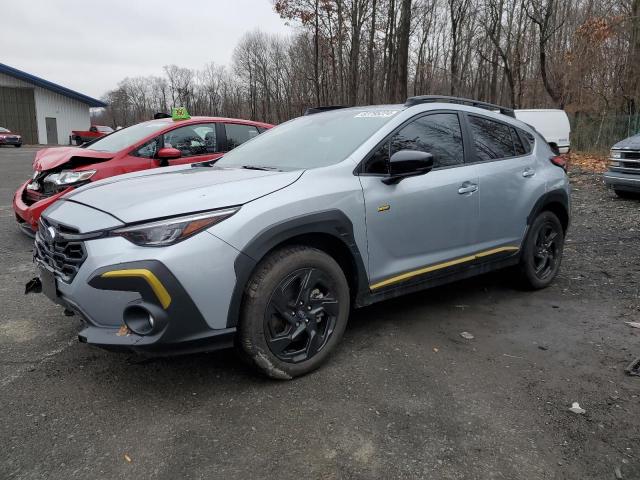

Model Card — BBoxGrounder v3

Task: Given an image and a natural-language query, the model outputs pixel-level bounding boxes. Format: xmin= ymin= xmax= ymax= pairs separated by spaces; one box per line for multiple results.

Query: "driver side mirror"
xmin=156 ymin=147 xmax=181 ymax=166
xmin=382 ymin=150 xmax=434 ymax=185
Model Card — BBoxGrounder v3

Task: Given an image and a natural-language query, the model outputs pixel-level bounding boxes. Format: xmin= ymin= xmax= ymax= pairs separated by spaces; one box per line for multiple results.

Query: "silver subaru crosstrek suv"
xmin=30 ymin=96 xmax=570 ymax=379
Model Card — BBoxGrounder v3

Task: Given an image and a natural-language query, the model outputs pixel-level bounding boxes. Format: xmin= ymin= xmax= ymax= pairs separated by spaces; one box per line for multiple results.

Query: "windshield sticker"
xmin=354 ymin=110 xmax=399 ymax=118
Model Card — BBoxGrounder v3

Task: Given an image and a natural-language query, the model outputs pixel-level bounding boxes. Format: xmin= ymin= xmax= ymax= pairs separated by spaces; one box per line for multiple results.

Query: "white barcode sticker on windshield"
xmin=354 ymin=111 xmax=399 ymax=118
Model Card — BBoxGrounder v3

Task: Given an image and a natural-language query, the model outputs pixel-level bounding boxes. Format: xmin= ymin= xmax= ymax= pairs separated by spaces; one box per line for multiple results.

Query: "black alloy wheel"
xmin=264 ymin=267 xmax=339 ymax=363
xmin=518 ymin=211 xmax=564 ymax=289
xmin=238 ymin=245 xmax=350 ymax=379
xmin=532 ymin=222 xmax=560 ymax=280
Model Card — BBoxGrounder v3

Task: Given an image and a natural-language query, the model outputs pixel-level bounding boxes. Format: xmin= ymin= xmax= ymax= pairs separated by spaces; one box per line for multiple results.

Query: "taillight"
xmin=550 ymin=156 xmax=567 ymax=172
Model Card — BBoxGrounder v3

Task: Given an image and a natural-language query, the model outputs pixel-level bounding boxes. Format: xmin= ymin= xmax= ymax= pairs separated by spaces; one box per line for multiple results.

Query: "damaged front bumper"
xmin=13 ymin=180 xmax=71 ymax=234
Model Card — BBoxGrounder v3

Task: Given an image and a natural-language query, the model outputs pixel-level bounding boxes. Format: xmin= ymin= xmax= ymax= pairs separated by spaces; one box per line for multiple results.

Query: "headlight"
xmin=46 ymin=170 xmax=96 ymax=186
xmin=610 ymin=150 xmax=622 ymax=159
xmin=110 ymin=207 xmax=240 ymax=246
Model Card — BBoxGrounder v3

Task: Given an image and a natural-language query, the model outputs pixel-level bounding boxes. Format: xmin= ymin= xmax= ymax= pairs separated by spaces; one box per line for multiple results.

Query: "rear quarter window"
xmin=519 ymin=129 xmax=535 ymax=154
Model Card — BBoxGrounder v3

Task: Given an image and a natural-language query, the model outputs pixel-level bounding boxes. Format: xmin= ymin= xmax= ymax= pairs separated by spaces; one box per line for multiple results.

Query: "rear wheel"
xmin=518 ymin=211 xmax=564 ymax=289
xmin=238 ymin=246 xmax=350 ymax=379
xmin=14 ymin=144 xmax=21 ymax=148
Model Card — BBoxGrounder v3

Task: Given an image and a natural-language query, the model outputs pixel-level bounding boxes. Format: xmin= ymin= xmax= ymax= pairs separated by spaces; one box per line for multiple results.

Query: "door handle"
xmin=522 ymin=168 xmax=536 ymax=178
xmin=458 ymin=182 xmax=478 ymax=194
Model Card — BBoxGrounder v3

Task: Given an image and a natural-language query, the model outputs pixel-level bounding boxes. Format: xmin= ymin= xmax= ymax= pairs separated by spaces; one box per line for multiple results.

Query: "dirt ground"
xmin=0 ymin=148 xmax=639 ymax=479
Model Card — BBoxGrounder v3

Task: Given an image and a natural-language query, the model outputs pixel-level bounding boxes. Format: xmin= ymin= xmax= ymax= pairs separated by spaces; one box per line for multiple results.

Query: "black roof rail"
xmin=304 ymin=105 xmax=348 ymax=116
xmin=404 ymin=95 xmax=515 ymax=118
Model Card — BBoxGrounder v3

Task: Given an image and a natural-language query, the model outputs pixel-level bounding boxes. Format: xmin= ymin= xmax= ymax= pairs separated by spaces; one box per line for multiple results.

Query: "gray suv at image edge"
xmin=32 ymin=96 xmax=571 ymax=379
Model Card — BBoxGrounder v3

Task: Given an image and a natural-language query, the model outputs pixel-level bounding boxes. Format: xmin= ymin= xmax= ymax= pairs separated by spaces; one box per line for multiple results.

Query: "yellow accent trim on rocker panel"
xmin=101 ymin=269 xmax=172 ymax=309
xmin=369 ymin=246 xmax=520 ymax=290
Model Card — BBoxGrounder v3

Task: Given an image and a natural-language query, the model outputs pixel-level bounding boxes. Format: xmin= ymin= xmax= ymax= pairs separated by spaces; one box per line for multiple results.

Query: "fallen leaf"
xmin=433 ymin=347 xmax=439 ymax=353
xmin=117 ymin=325 xmax=130 ymax=337
xmin=460 ymin=331 xmax=474 ymax=340
xmin=625 ymin=321 xmax=640 ymax=329
xmin=124 ymin=453 xmax=132 ymax=463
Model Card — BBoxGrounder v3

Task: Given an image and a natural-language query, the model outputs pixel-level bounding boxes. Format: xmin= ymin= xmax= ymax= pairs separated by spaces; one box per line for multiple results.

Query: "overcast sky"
xmin=1 ymin=0 xmax=292 ymax=100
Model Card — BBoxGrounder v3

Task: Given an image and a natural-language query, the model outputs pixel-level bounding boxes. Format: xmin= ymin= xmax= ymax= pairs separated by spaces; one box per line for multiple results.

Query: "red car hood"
xmin=33 ymin=147 xmax=114 ymax=172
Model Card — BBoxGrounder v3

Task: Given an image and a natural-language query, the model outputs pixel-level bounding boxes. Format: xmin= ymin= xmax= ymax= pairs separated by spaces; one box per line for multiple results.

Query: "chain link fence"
xmin=570 ymin=114 xmax=640 ymax=153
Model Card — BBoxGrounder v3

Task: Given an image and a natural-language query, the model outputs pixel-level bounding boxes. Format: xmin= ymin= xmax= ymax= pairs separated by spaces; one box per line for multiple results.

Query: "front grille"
xmin=35 ymin=219 xmax=86 ymax=283
xmin=620 ymin=150 xmax=640 ymax=160
xmin=610 ymin=150 xmax=640 ymax=175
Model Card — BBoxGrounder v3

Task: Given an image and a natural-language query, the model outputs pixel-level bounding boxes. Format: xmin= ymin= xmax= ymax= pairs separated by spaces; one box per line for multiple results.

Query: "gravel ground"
xmin=1 ymin=147 xmax=639 ymax=479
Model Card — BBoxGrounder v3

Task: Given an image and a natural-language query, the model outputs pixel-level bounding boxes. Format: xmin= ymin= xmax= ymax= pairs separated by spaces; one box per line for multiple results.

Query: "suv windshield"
xmin=215 ymin=108 xmax=401 ymax=171
xmin=86 ymin=121 xmax=170 ymax=153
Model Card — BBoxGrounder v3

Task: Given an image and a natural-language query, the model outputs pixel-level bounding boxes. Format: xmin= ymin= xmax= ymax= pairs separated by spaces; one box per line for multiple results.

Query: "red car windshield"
xmin=86 ymin=121 xmax=170 ymax=153
xmin=0 ymin=127 xmax=10 ymax=133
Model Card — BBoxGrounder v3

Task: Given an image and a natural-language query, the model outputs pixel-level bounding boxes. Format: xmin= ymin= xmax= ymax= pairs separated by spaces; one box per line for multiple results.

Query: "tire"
xmin=518 ymin=211 xmax=564 ymax=290
xmin=14 ymin=144 xmax=21 ymax=148
xmin=74 ymin=136 xmax=83 ymax=146
xmin=238 ymin=245 xmax=350 ymax=380
xmin=614 ymin=189 xmax=639 ymax=199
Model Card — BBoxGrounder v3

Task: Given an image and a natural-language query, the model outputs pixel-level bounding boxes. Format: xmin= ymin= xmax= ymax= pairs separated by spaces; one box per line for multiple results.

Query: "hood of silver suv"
xmin=64 ymin=166 xmax=303 ymax=223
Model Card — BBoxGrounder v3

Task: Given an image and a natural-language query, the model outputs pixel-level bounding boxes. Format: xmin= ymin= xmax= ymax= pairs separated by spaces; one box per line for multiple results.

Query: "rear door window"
xmin=468 ymin=115 xmax=516 ymax=161
xmin=225 ymin=123 xmax=260 ymax=150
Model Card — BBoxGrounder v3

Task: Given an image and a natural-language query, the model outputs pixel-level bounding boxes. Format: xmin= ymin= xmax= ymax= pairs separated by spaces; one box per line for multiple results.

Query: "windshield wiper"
xmin=192 ymin=160 xmax=216 ymax=167
xmin=241 ymin=165 xmax=280 ymax=171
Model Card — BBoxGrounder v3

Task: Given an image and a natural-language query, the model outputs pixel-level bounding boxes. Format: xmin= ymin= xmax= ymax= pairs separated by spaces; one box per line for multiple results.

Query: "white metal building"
xmin=0 ymin=63 xmax=106 ymax=145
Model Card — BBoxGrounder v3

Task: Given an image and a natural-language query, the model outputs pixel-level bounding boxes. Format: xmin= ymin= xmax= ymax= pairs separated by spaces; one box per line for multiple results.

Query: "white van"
xmin=514 ymin=109 xmax=571 ymax=154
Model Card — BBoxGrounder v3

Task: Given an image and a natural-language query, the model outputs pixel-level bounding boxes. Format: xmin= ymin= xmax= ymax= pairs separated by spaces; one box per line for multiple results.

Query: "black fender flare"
xmin=526 ymin=188 xmax=570 ymax=232
xmin=226 ymin=209 xmax=369 ymax=328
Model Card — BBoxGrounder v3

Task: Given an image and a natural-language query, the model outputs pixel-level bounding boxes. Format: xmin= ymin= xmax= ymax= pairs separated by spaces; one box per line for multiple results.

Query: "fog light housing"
xmin=123 ymin=304 xmax=165 ymax=335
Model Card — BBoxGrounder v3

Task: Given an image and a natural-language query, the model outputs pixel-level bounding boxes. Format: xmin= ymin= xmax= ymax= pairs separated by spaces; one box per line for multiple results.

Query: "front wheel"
xmin=238 ymin=246 xmax=350 ymax=379
xmin=518 ymin=211 xmax=564 ymax=289
xmin=14 ymin=144 xmax=21 ymax=148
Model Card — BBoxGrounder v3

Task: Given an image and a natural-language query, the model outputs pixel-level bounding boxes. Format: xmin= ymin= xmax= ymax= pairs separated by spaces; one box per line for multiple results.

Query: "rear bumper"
xmin=604 ymin=171 xmax=640 ymax=192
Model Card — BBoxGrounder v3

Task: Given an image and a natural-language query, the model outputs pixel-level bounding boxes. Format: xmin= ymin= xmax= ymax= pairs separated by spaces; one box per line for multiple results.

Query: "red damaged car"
xmin=14 ymin=116 xmax=272 ymax=235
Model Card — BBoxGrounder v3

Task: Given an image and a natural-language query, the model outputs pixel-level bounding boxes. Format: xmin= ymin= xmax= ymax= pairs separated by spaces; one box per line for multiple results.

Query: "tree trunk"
xmin=394 ymin=0 xmax=412 ymax=102
xmin=367 ymin=0 xmax=377 ymax=105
